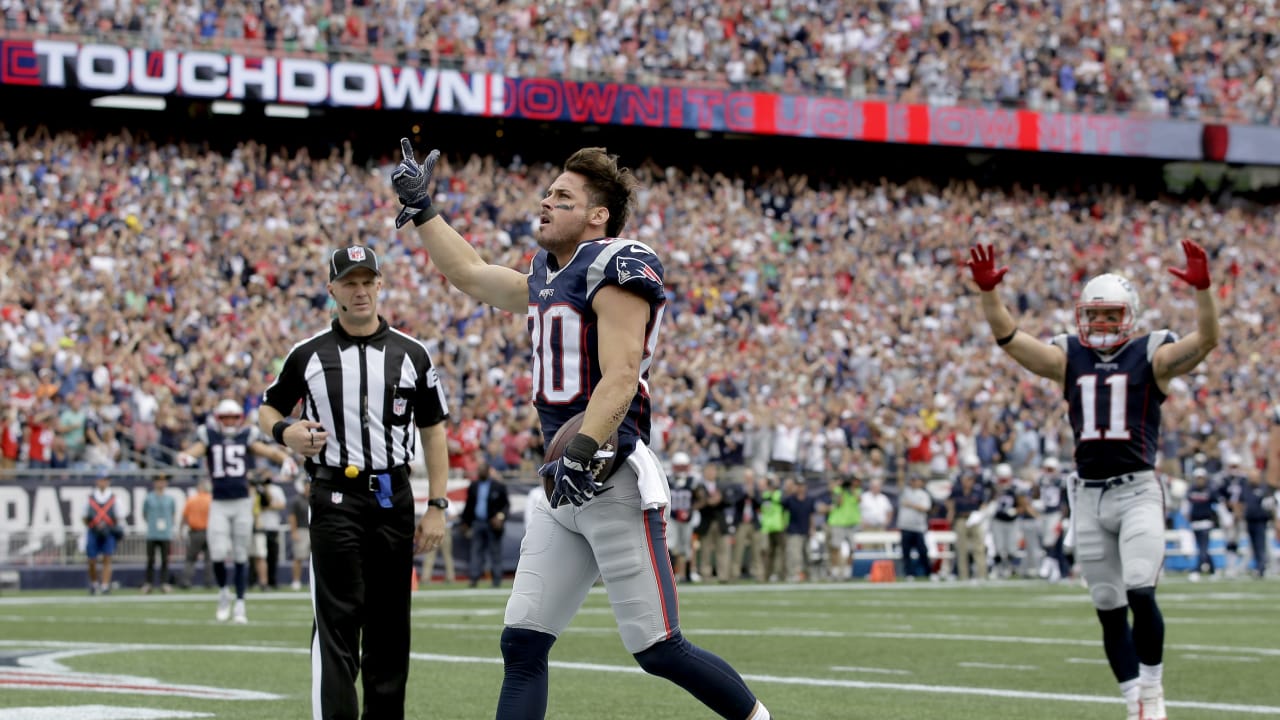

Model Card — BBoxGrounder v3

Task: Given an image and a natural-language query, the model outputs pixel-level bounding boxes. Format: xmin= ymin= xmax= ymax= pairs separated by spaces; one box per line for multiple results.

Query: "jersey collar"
xmin=332 ymin=316 xmax=390 ymax=346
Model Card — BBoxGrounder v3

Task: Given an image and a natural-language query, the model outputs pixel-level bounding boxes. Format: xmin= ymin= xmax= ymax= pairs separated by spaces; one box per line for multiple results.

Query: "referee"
xmin=258 ymin=245 xmax=451 ymax=720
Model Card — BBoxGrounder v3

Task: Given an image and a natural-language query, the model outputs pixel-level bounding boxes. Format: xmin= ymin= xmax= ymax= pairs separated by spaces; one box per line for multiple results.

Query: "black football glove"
xmin=391 ymin=137 xmax=440 ymax=229
xmin=539 ymin=455 xmax=600 ymax=509
xmin=538 ymin=434 xmax=612 ymax=508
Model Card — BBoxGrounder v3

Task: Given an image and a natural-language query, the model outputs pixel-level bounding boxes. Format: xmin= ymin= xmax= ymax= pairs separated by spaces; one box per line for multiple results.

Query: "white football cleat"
xmin=1139 ymin=684 xmax=1167 ymax=720
xmin=215 ymin=589 xmax=232 ymax=622
xmin=232 ymin=599 xmax=247 ymax=624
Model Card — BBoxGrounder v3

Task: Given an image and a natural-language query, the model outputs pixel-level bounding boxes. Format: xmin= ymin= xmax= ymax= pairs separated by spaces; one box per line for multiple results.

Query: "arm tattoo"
xmin=1165 ymin=349 xmax=1202 ymax=375
xmin=553 ymin=203 xmax=575 ymax=211
xmin=608 ymin=404 xmax=627 ymax=431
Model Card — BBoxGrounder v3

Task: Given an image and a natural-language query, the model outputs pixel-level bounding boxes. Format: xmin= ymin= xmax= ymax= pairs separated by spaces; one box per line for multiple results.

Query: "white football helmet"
xmin=1076 ymin=273 xmax=1139 ymax=351
xmin=213 ymin=399 xmax=244 ymax=435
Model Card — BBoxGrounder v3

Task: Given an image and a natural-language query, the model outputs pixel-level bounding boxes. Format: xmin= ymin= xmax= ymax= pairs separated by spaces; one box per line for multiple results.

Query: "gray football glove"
xmin=391 ymin=137 xmax=440 ymax=229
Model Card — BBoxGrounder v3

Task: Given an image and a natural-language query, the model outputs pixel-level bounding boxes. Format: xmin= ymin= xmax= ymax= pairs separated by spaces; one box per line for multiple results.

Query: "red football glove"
xmin=966 ymin=244 xmax=1008 ymax=292
xmin=1167 ymin=239 xmax=1211 ymax=290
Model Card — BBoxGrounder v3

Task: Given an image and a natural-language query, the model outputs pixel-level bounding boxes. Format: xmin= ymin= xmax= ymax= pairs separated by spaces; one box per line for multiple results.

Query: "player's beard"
xmin=536 ymin=212 xmax=590 ymax=261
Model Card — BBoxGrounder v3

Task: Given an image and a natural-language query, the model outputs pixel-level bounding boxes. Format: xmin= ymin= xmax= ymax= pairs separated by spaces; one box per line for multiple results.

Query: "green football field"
xmin=1 ymin=577 xmax=1277 ymax=719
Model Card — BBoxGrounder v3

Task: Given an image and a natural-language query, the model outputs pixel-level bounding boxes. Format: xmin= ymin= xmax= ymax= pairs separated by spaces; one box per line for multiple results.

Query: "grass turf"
xmin=1 ymin=576 xmax=1276 ymax=719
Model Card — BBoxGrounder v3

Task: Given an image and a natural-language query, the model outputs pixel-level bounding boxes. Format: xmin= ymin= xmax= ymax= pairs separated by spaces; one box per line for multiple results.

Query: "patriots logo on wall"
xmin=616 ymin=256 xmax=662 ymax=286
xmin=348 ymin=247 xmax=366 ymax=261
xmin=392 ymin=397 xmax=408 ymax=416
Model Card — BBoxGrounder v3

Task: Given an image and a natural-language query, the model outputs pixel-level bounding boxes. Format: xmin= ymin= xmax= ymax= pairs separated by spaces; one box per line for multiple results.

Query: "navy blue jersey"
xmin=196 ymin=423 xmax=262 ymax=500
xmin=1217 ymin=474 xmax=1249 ymax=505
xmin=668 ymin=475 xmax=697 ymax=524
xmin=1037 ymin=472 xmax=1066 ymax=512
xmin=992 ymin=485 xmax=1019 ymax=521
xmin=1053 ymin=331 xmax=1176 ymax=480
xmin=949 ymin=478 xmax=988 ymax=515
xmin=1240 ymin=482 xmax=1275 ymax=522
xmin=527 ymin=238 xmax=667 ymax=457
xmin=1185 ymin=485 xmax=1217 ymax=523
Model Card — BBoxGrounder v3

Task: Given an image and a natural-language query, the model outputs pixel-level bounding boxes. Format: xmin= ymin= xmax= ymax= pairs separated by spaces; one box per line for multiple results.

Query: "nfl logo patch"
xmin=393 ymin=397 xmax=408 ymax=416
xmin=331 ymin=491 xmax=344 ymax=504
xmin=348 ymin=247 xmax=366 ymax=262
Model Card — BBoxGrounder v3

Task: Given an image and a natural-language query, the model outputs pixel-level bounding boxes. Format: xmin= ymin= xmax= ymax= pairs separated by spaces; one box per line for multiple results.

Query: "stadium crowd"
xmin=4 ymin=0 xmax=1280 ymax=124
xmin=1 ymin=123 xmax=1277 ymax=498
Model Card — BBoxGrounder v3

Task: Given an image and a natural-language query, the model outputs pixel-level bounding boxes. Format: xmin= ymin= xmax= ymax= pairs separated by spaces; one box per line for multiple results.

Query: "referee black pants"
xmin=309 ymin=474 xmax=416 ymax=720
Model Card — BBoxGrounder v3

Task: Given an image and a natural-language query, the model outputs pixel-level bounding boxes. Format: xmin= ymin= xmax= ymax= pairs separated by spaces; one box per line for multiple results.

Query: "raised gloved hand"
xmin=966 ymin=243 xmax=1008 ymax=291
xmin=391 ymin=137 xmax=441 ymax=229
xmin=1167 ymin=239 xmax=1211 ymax=290
xmin=176 ymin=452 xmax=197 ymax=468
xmin=538 ymin=434 xmax=606 ymax=508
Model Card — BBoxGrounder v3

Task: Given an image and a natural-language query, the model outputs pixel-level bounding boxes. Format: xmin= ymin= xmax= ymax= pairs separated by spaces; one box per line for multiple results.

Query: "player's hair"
xmin=563 ymin=147 xmax=637 ymax=238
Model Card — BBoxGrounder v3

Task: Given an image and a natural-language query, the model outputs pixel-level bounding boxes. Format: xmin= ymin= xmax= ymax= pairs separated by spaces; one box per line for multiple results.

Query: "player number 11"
xmin=1077 ymin=374 xmax=1131 ymax=441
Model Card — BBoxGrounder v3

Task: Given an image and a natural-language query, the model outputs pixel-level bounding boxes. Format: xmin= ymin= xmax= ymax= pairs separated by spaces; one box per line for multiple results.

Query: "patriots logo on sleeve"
xmin=616 ymin=256 xmax=662 ymax=286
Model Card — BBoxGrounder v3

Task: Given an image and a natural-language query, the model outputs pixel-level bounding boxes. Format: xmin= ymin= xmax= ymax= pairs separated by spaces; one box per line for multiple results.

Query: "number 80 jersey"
xmin=527 ymin=238 xmax=667 ymax=460
xmin=1052 ymin=331 xmax=1177 ymax=481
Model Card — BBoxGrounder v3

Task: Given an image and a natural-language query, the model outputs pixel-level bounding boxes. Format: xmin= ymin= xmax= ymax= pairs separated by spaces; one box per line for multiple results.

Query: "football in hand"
xmin=542 ymin=411 xmax=620 ymax=496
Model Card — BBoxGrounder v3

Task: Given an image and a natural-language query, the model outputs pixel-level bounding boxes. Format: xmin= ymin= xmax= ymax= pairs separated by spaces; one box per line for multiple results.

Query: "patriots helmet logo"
xmin=616 ymin=256 xmax=662 ymax=286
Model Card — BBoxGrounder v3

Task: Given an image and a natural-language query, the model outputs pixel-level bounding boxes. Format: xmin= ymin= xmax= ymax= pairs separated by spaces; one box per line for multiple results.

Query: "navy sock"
xmin=496 ymin=627 xmax=555 ymax=719
xmin=213 ymin=562 xmax=227 ymax=589
xmin=1096 ymin=606 xmax=1139 ymax=684
xmin=1127 ymin=587 xmax=1164 ymax=666
xmin=634 ymin=632 xmax=756 ymax=719
xmin=233 ymin=563 xmax=247 ymax=599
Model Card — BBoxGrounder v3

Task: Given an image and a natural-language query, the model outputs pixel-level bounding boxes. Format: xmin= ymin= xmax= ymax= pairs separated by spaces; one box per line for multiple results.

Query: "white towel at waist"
xmin=627 ymin=439 xmax=670 ymax=511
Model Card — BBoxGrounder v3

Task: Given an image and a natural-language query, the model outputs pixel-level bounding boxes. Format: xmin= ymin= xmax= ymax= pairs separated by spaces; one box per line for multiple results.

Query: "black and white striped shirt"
xmin=262 ymin=317 xmax=449 ymax=471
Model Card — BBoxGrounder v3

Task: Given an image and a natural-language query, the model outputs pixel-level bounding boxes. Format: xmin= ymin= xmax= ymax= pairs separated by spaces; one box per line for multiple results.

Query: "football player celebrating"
xmin=967 ymin=239 xmax=1219 ymax=720
xmin=177 ymin=399 xmax=296 ymax=623
xmin=393 ymin=141 xmax=771 ymax=720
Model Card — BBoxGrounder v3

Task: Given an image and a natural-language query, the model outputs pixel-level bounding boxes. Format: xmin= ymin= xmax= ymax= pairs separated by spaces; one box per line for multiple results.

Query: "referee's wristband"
xmin=272 ymin=418 xmax=295 ymax=445
xmin=995 ymin=328 xmax=1018 ymax=347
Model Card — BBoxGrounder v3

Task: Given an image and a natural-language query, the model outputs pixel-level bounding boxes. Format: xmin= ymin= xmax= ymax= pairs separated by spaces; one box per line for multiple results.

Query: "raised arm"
xmin=1153 ymin=240 xmax=1220 ymax=388
xmin=967 ymin=244 xmax=1066 ymax=384
xmin=391 ymin=139 xmax=528 ymax=314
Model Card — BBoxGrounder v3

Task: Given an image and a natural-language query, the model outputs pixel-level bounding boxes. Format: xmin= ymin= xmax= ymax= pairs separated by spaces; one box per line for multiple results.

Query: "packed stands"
xmin=4 ymin=0 xmax=1279 ymax=124
xmin=2 ymin=125 xmax=1276 ymax=486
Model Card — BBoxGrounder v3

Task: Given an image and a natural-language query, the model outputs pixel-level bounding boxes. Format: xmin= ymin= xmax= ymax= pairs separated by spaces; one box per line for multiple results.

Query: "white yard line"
xmin=1181 ymin=654 xmax=1260 ymax=663
xmin=958 ymin=662 xmax=1038 ymax=671
xmin=420 ymin=622 xmax=1280 ymax=659
xmin=3 ymin=640 xmax=1278 ymax=715
xmin=1065 ymin=657 xmax=1110 ymax=665
xmin=829 ymin=666 xmax=912 ymax=675
xmin=0 ymin=706 xmax=213 ymax=720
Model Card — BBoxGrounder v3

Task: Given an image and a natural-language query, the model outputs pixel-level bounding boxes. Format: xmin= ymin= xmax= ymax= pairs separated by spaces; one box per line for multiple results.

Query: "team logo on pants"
xmin=331 ymin=492 xmax=343 ymax=504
